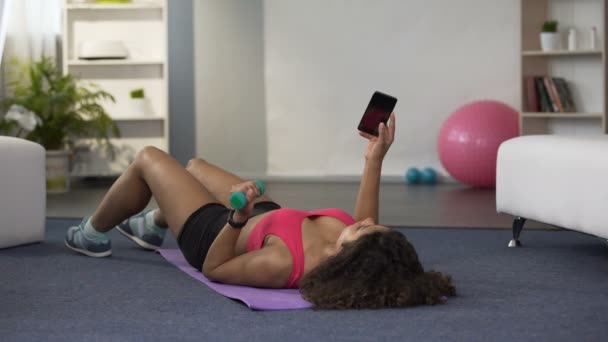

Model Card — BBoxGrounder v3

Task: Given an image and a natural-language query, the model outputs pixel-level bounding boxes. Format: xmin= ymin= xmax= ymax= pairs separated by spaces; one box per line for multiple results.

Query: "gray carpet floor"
xmin=2 ymin=219 xmax=608 ymax=342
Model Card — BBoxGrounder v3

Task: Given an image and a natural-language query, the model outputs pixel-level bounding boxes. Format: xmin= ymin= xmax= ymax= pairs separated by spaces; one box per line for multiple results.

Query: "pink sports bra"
xmin=245 ymin=208 xmax=355 ymax=288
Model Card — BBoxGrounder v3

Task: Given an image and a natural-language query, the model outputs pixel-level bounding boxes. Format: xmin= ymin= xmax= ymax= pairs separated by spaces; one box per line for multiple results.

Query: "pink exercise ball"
xmin=438 ymin=100 xmax=519 ymax=187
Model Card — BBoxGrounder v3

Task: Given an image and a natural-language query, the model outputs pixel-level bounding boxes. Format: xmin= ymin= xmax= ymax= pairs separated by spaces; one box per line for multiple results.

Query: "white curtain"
xmin=4 ymin=0 xmax=61 ymax=62
xmin=0 ymin=0 xmax=11 ymax=62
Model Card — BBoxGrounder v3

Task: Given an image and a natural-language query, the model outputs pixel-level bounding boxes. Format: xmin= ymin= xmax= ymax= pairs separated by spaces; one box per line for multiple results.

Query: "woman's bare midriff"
xmin=232 ymin=211 xmax=347 ymax=283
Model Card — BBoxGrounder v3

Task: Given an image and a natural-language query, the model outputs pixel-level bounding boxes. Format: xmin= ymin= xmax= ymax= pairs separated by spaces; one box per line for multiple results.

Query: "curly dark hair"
xmin=299 ymin=230 xmax=455 ymax=309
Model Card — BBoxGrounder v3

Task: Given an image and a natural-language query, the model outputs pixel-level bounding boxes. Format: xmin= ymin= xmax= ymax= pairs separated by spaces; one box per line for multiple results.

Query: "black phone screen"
xmin=357 ymin=91 xmax=397 ymax=136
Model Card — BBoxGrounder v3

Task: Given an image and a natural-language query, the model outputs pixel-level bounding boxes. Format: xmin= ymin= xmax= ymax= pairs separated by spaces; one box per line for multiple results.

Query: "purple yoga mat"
xmin=156 ymin=249 xmax=312 ymax=311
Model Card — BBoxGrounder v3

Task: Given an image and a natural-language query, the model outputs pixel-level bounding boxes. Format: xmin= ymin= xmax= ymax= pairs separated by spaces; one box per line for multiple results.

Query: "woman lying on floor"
xmin=65 ymin=113 xmax=455 ymax=309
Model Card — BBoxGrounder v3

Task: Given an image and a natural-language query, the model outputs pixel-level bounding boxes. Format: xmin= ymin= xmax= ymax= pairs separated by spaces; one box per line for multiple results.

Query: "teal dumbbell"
xmin=229 ymin=179 xmax=265 ymax=210
xmin=421 ymin=167 xmax=437 ymax=184
xmin=405 ymin=167 xmax=421 ymax=184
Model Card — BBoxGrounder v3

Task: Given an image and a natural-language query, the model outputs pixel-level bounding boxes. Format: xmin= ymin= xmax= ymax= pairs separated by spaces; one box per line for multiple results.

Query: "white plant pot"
xmin=540 ymin=32 xmax=561 ymax=51
xmin=130 ymin=98 xmax=155 ymax=117
xmin=130 ymin=98 xmax=147 ymax=116
xmin=46 ymin=150 xmax=71 ymax=194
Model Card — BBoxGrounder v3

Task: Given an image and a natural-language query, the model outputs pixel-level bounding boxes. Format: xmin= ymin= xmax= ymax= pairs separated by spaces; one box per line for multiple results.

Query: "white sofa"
xmin=0 ymin=136 xmax=46 ymax=248
xmin=496 ymin=135 xmax=608 ymax=247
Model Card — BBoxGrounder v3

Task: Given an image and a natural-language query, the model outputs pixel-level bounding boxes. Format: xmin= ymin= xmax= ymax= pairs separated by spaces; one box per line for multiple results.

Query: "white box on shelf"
xmin=78 ymin=40 xmax=129 ymax=60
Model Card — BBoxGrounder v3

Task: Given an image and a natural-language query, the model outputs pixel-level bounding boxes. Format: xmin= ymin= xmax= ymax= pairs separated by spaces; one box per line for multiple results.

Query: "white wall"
xmin=264 ymin=0 xmax=520 ymax=177
xmin=194 ymin=0 xmax=267 ymax=173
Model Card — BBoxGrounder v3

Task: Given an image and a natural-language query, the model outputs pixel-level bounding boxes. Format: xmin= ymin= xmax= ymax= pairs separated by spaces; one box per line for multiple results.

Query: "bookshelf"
xmin=62 ymin=0 xmax=169 ymax=177
xmin=520 ymin=0 xmax=607 ymax=135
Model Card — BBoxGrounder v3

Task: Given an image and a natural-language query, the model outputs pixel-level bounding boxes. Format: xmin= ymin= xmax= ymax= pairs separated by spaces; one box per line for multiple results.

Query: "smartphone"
xmin=357 ymin=91 xmax=398 ymax=136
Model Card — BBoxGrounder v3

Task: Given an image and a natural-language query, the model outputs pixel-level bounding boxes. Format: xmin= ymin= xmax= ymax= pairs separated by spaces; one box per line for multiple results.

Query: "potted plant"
xmin=129 ymin=88 xmax=148 ymax=116
xmin=541 ymin=20 xmax=560 ymax=51
xmin=0 ymin=56 xmax=120 ymax=193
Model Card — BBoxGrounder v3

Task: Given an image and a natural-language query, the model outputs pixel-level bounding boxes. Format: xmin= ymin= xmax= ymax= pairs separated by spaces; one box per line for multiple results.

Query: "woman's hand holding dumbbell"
xmin=229 ymin=179 xmax=265 ymax=218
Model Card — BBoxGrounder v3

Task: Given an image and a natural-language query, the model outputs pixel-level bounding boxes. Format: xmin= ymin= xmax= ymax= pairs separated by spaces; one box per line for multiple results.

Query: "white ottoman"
xmin=496 ymin=135 xmax=608 ymax=247
xmin=0 ymin=136 xmax=46 ymax=249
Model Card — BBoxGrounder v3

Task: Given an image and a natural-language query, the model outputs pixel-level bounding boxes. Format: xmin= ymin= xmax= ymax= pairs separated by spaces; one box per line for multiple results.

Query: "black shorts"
xmin=177 ymin=201 xmax=281 ymax=270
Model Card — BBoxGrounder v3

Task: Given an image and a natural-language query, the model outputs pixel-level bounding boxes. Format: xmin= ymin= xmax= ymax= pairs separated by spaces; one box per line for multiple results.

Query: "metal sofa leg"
xmin=508 ymin=217 xmax=526 ymax=248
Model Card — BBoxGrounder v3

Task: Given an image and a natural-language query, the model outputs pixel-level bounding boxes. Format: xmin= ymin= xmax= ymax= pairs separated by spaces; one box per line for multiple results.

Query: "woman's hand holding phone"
xmin=359 ymin=112 xmax=396 ymax=163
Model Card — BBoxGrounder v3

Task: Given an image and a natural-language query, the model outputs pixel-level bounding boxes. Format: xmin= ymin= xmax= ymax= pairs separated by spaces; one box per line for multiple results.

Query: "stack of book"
xmin=525 ymin=76 xmax=577 ymax=113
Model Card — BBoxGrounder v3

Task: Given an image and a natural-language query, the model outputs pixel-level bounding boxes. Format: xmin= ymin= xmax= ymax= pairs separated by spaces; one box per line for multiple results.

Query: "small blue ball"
xmin=405 ymin=167 xmax=421 ymax=184
xmin=421 ymin=167 xmax=437 ymax=184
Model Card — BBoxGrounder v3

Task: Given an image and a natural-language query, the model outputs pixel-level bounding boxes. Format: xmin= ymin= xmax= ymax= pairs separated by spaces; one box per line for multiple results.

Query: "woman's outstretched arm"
xmin=354 ymin=159 xmax=383 ymax=222
xmin=353 ymin=113 xmax=395 ymax=222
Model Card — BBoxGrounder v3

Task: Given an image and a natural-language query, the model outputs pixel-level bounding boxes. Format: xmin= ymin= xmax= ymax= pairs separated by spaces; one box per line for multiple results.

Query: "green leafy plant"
xmin=542 ymin=20 xmax=558 ymax=33
xmin=0 ymin=56 xmax=120 ymax=151
xmin=0 ymin=117 xmax=17 ymax=135
xmin=130 ymin=88 xmax=145 ymax=99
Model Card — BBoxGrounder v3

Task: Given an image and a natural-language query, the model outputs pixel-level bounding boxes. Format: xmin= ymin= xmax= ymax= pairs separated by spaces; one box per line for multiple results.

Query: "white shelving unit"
xmin=62 ymin=0 xmax=169 ymax=177
xmin=67 ymin=59 xmax=164 ymax=66
xmin=66 ymin=2 xmax=163 ymax=10
xmin=520 ymin=0 xmax=607 ymax=136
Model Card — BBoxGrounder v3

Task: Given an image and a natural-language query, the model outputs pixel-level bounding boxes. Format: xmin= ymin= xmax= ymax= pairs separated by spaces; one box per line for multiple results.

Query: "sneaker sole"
xmin=115 ymin=225 xmax=159 ymax=251
xmin=64 ymin=240 xmax=112 ymax=258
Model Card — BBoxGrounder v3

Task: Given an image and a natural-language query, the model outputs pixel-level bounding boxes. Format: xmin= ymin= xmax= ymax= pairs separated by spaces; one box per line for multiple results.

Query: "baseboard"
xmin=231 ymin=173 xmax=458 ymax=184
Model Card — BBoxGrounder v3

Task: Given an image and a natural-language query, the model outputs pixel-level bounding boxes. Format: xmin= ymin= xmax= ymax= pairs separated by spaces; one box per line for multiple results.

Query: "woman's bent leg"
xmin=90 ymin=146 xmax=217 ymax=239
xmin=151 ymin=158 xmax=276 ymax=227
xmin=182 ymin=158 xmax=274 ymax=207
xmin=179 ymin=158 xmax=275 ymax=207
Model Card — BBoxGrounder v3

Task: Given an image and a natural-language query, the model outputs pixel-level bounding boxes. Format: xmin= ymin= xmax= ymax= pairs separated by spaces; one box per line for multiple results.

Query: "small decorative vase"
xmin=46 ymin=150 xmax=71 ymax=194
xmin=540 ymin=32 xmax=561 ymax=51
